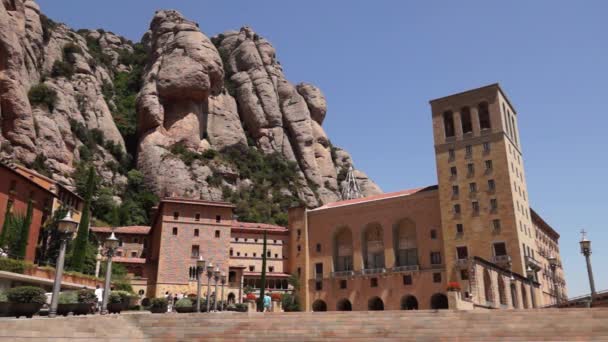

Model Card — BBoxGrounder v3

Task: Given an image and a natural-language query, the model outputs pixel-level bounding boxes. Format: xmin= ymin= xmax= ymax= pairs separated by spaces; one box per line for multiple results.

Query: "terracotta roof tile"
xmin=312 ymin=186 xmax=434 ymax=211
xmin=90 ymin=226 xmax=151 ymax=235
xmin=231 ymin=221 xmax=287 ymax=232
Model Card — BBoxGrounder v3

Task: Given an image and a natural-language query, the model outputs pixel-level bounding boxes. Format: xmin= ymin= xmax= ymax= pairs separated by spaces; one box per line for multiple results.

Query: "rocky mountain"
xmin=0 ymin=1 xmax=381 ymax=224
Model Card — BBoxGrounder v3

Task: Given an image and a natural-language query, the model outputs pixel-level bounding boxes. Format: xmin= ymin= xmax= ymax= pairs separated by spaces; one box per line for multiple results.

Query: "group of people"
xmin=164 ymin=291 xmax=191 ymax=312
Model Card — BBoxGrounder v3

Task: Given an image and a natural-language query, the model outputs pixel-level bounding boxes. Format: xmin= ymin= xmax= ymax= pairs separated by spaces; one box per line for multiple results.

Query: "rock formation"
xmin=0 ymin=1 xmax=381 ymax=213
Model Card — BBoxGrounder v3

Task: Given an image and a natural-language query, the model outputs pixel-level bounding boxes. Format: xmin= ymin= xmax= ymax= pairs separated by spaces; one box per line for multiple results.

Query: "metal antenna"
xmin=341 ymin=166 xmax=362 ymax=200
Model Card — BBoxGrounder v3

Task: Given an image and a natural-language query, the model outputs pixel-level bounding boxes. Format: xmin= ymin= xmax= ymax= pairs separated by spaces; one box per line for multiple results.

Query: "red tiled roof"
xmin=312 ymin=187 xmax=431 ymax=211
xmin=243 ymin=272 xmax=290 ymax=278
xmin=161 ymin=197 xmax=235 ymax=208
xmin=231 ymin=221 xmax=287 ymax=233
xmin=91 ymin=226 xmax=151 ymax=235
xmin=111 ymin=257 xmax=146 ymax=264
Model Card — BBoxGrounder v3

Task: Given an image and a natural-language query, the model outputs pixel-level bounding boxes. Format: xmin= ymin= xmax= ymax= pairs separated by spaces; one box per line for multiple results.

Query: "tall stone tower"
xmin=430 ymin=84 xmax=539 ymax=286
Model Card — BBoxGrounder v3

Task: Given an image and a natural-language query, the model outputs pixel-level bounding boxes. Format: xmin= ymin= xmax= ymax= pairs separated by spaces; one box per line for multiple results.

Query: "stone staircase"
xmin=0 ymin=308 xmax=607 ymax=341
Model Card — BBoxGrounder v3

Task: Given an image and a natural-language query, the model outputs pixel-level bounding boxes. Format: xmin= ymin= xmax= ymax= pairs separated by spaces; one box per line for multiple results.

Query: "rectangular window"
xmin=469 ymin=182 xmax=477 ymax=193
xmin=216 ymin=215 xmax=221 ymax=223
xmin=370 ymin=277 xmax=378 ymax=287
xmin=467 ymin=163 xmax=474 ymax=176
xmin=194 ymin=229 xmax=199 ymax=237
xmin=456 ymin=224 xmax=464 ymax=234
xmin=494 ymin=242 xmax=507 ymax=256
xmin=191 ymin=245 xmax=200 ymax=258
xmin=492 ymin=219 xmax=501 ymax=231
xmin=131 ymin=251 xmax=137 ymax=257
xmin=433 ymin=273 xmax=442 ymax=283
xmin=453 ymin=204 xmax=461 ymax=214
xmin=315 ymin=263 xmax=323 ymax=277
xmin=249 ymin=265 xmax=255 ymax=272
xmin=483 ymin=142 xmax=491 ymax=153
xmin=172 ymin=227 xmax=178 ymax=235
xmin=215 ymin=230 xmax=220 ymax=238
xmin=340 ymin=279 xmax=347 ymax=289
xmin=460 ymin=269 xmax=469 ymax=280
xmin=403 ymin=275 xmax=413 ymax=285
xmin=452 ymin=185 xmax=459 ymax=196
xmin=316 ymin=243 xmax=321 ymax=252
xmin=456 ymin=246 xmax=468 ymax=260
xmin=430 ymin=229 xmax=437 ymax=239
xmin=448 ymin=149 xmax=455 ymax=161
xmin=450 ymin=167 xmax=457 ymax=178
xmin=430 ymin=252 xmax=442 ymax=265
xmin=488 ymin=179 xmax=496 ymax=192
xmin=465 ymin=145 xmax=472 ymax=158
xmin=490 ymin=199 xmax=498 ymax=211
xmin=485 ymin=160 xmax=493 ymax=171
xmin=315 ymin=281 xmax=322 ymax=291
xmin=173 ymin=212 xmax=179 ymax=220
xmin=472 ymin=201 xmax=479 ymax=214
xmin=195 ymin=213 xmax=200 ymax=221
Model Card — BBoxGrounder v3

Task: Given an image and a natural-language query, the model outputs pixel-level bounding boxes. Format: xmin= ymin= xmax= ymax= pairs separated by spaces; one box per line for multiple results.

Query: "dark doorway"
xmin=368 ymin=296 xmax=384 ymax=311
xmin=430 ymin=293 xmax=449 ymax=310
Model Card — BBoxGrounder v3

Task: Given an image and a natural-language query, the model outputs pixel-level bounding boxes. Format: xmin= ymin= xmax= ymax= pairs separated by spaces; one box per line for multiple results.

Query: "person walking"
xmin=94 ymin=285 xmax=103 ymax=313
xmin=263 ymin=293 xmax=271 ymax=312
xmin=165 ymin=291 xmax=172 ymax=312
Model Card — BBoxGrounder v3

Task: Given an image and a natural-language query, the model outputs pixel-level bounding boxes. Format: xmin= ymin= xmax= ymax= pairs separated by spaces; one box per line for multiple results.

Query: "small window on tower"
xmin=453 ymin=204 xmax=461 ymax=214
xmin=316 ymin=243 xmax=321 ymax=252
xmin=485 ymin=160 xmax=493 ymax=171
xmin=195 ymin=213 xmax=200 ymax=221
xmin=450 ymin=167 xmax=458 ymax=178
xmin=215 ymin=230 xmax=220 ymax=238
xmin=472 ymin=201 xmax=480 ymax=214
xmin=430 ymin=229 xmax=437 ymax=239
xmin=483 ymin=142 xmax=491 ymax=153
xmin=370 ymin=278 xmax=378 ymax=287
xmin=479 ymin=102 xmax=491 ymax=130
xmin=469 ymin=182 xmax=477 ymax=193
xmin=465 ymin=145 xmax=472 ymax=158
xmin=461 ymin=107 xmax=473 ymax=134
xmin=433 ymin=273 xmax=442 ymax=283
xmin=194 ymin=229 xmax=199 ymax=237
xmin=456 ymin=224 xmax=464 ymax=234
xmin=216 ymin=215 xmax=221 ymax=223
xmin=452 ymin=185 xmax=459 ymax=196
xmin=403 ymin=275 xmax=413 ymax=285
xmin=173 ymin=212 xmax=179 ymax=220
xmin=467 ymin=163 xmax=475 ymax=176
xmin=172 ymin=227 xmax=178 ymax=235
xmin=488 ymin=179 xmax=496 ymax=192
xmin=448 ymin=149 xmax=455 ymax=161
xmin=443 ymin=111 xmax=455 ymax=138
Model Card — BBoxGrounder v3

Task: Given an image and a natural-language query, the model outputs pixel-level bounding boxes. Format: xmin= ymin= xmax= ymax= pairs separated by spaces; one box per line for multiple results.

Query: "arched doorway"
xmin=312 ymin=299 xmax=327 ymax=312
xmin=510 ymin=283 xmax=518 ymax=308
xmin=227 ymin=293 xmax=236 ymax=305
xmin=521 ymin=283 xmax=529 ymax=309
xmin=368 ymin=296 xmax=384 ymax=311
xmin=430 ymin=293 xmax=449 ymax=309
xmin=483 ymin=269 xmax=493 ymax=304
xmin=333 ymin=227 xmax=353 ymax=272
xmin=401 ymin=295 xmax=418 ymax=310
xmin=336 ymin=298 xmax=352 ymax=311
xmin=393 ymin=219 xmax=418 ymax=267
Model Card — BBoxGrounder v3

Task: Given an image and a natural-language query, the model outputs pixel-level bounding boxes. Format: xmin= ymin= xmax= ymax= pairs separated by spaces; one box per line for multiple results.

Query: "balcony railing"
xmin=526 ymin=256 xmax=542 ymax=270
xmin=361 ymin=268 xmax=386 ymax=275
xmin=391 ymin=265 xmax=419 ymax=273
xmin=455 ymin=258 xmax=469 ymax=268
xmin=331 ymin=270 xmax=355 ymax=278
xmin=491 ymin=255 xmax=512 ymax=265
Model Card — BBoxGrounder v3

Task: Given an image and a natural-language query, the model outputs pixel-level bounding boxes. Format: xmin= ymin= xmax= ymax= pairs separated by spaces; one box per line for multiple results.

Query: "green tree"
xmin=258 ymin=230 xmax=267 ymax=312
xmin=35 ymin=206 xmax=68 ymax=265
xmin=14 ymin=200 xmax=33 ymax=259
xmin=70 ymin=166 xmax=96 ymax=272
xmin=0 ymin=200 xmax=14 ymax=248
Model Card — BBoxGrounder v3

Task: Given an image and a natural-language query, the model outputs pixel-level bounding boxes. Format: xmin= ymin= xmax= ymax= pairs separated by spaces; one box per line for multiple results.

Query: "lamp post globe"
xmin=49 ymin=211 xmax=79 ymax=318
xmin=213 ymin=267 xmax=220 ymax=312
xmin=100 ymin=231 xmax=120 ymax=315
xmin=579 ymin=230 xmax=596 ymax=305
xmin=205 ymin=262 xmax=213 ymax=313
xmin=196 ymin=257 xmax=205 ymax=313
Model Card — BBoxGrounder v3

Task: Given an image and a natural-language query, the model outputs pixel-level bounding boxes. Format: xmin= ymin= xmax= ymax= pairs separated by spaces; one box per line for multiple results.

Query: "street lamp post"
xmin=100 ymin=231 xmax=119 ymax=315
xmin=579 ymin=230 xmax=596 ymax=306
xmin=548 ymin=254 xmax=560 ymax=305
xmin=196 ymin=257 xmax=205 ymax=313
xmin=220 ymin=272 xmax=226 ymax=311
xmin=526 ymin=266 xmax=536 ymax=308
xmin=48 ymin=211 xmax=79 ymax=318
xmin=213 ymin=267 xmax=220 ymax=312
xmin=205 ymin=262 xmax=214 ymax=313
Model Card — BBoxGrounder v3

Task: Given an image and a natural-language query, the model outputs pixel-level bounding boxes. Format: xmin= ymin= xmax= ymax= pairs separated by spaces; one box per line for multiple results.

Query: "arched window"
xmin=510 ymin=115 xmax=518 ymax=144
xmin=227 ymin=293 xmax=236 ymax=305
xmin=430 ymin=293 xmax=449 ymax=309
xmin=510 ymin=283 xmax=518 ymax=308
xmin=498 ymin=276 xmax=507 ymax=306
xmin=443 ymin=111 xmax=455 ymax=138
xmin=368 ymin=296 xmax=384 ymax=311
xmin=312 ymin=300 xmax=327 ymax=312
xmin=362 ymin=223 xmax=384 ymax=269
xmin=521 ymin=283 xmax=529 ymax=309
xmin=401 ymin=295 xmax=418 ymax=310
xmin=479 ymin=102 xmax=491 ymax=130
xmin=483 ymin=269 xmax=494 ymax=304
xmin=336 ymin=298 xmax=352 ymax=311
xmin=461 ymin=107 xmax=473 ymax=133
xmin=394 ymin=219 xmax=417 ymax=267
xmin=333 ymin=227 xmax=353 ymax=272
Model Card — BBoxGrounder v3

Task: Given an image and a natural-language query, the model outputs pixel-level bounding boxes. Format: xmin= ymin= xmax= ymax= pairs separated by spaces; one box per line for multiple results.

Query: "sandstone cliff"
xmin=0 ymin=1 xmax=381 ymax=223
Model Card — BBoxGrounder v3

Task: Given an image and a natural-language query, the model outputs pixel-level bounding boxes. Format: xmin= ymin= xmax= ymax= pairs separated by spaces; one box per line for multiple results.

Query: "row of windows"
xmin=172 ymin=212 xmax=222 ymax=223
xmin=455 ymin=242 xmax=507 ymax=262
xmin=449 ymin=160 xmax=493 ymax=178
xmin=315 ymin=273 xmax=444 ymax=292
xmin=246 ymin=265 xmax=275 ymax=272
xmin=171 ymin=227 xmax=221 ymax=238
xmin=229 ymin=249 xmax=281 ymax=259
xmin=448 ymin=143 xmax=491 ymax=162
xmin=233 ymin=237 xmax=282 ymax=244
xmin=452 ymin=199 xmax=498 ymax=216
xmin=453 ymin=220 xmax=501 ymax=236
xmin=442 ymin=102 xmax=492 ymax=139
xmin=452 ymin=179 xmax=496 ymax=196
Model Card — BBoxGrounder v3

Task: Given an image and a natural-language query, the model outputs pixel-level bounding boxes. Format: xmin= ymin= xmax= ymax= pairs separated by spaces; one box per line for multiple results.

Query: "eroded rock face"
xmin=0 ymin=0 xmax=127 ymax=189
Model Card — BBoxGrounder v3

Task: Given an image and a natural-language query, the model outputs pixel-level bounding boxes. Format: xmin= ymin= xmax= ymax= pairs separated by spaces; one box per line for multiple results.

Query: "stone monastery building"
xmin=91 ymin=84 xmax=567 ymax=311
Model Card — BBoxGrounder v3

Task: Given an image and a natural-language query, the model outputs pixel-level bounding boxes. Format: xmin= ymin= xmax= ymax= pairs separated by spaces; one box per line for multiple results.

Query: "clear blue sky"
xmin=37 ymin=0 xmax=607 ymax=297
